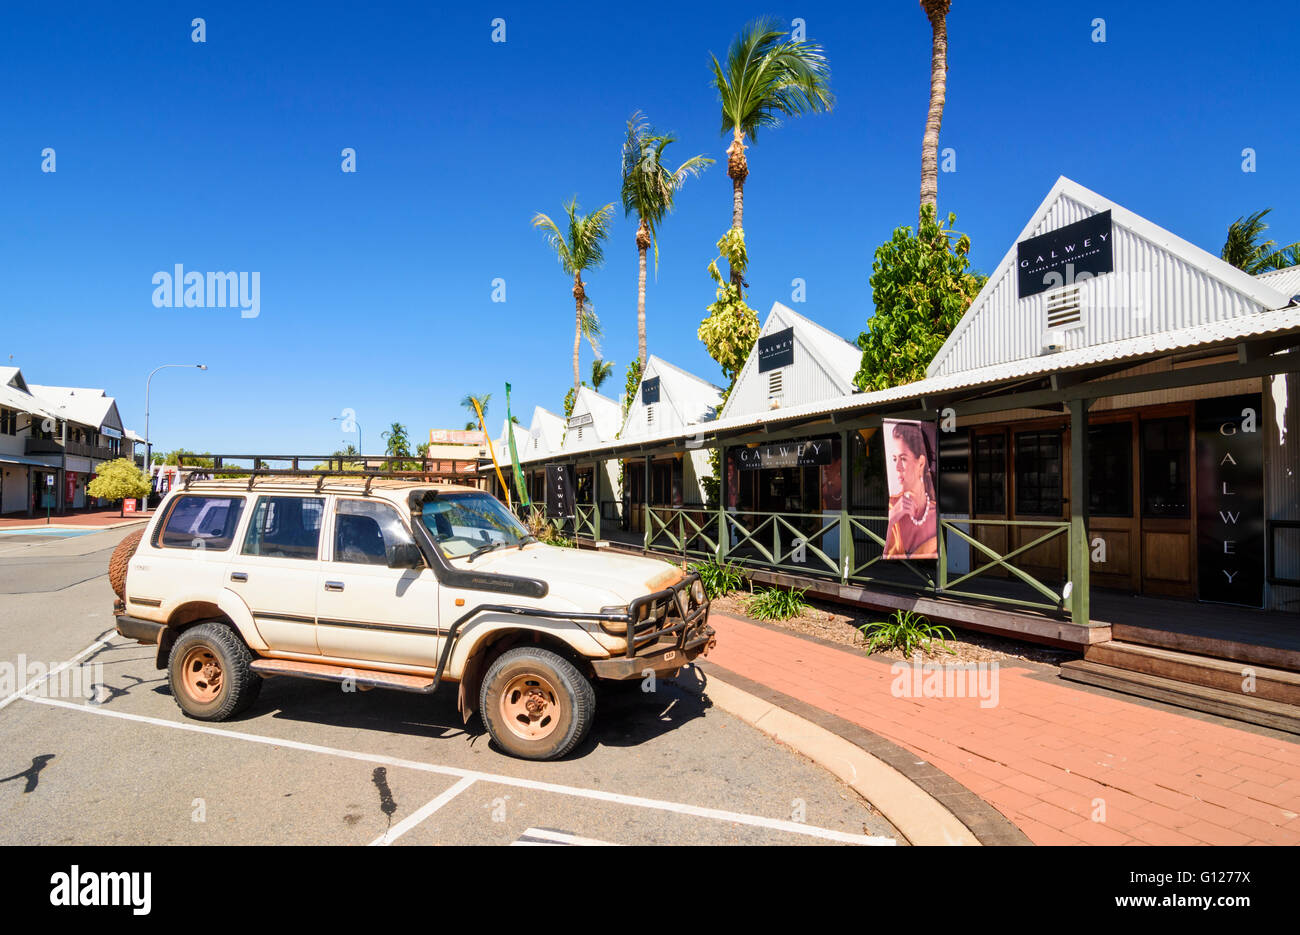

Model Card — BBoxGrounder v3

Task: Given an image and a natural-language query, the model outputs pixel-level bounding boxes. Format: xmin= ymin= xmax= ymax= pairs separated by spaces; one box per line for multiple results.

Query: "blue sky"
xmin=2 ymin=1 xmax=1296 ymax=456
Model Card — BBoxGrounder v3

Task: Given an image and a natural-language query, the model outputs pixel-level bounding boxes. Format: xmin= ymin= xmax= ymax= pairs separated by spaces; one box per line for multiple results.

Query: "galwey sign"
xmin=1196 ymin=394 xmax=1264 ymax=607
xmin=1017 ymin=210 xmax=1113 ymax=298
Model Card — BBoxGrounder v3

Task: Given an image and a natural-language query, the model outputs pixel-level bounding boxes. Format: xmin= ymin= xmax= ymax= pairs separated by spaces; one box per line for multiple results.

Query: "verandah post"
xmin=1068 ymin=397 xmax=1091 ymax=627
xmin=716 ymin=443 xmax=727 ymax=562
xmin=839 ymin=430 xmax=851 ymax=583
xmin=643 ymin=454 xmax=651 ymax=553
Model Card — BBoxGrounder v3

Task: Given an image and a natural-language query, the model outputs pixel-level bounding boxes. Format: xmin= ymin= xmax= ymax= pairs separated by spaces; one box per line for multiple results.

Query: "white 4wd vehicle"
xmin=110 ymin=477 xmax=714 ymax=760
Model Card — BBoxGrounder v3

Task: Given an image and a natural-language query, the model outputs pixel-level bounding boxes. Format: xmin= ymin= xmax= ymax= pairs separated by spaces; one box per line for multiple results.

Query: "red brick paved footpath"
xmin=706 ymin=612 xmax=1300 ymax=845
xmin=0 ymin=507 xmax=152 ymax=529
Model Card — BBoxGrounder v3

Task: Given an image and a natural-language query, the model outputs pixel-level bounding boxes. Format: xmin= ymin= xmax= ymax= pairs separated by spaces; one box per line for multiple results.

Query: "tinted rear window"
xmin=158 ymin=495 xmax=246 ymax=551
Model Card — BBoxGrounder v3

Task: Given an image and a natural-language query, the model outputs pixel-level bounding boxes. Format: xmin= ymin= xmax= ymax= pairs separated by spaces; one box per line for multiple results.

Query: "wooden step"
xmin=250 ymin=658 xmax=437 ymax=694
xmin=1110 ymin=622 xmax=1300 ymax=674
xmin=1059 ymin=660 xmax=1300 ymax=735
xmin=1084 ymin=641 xmax=1300 ymax=706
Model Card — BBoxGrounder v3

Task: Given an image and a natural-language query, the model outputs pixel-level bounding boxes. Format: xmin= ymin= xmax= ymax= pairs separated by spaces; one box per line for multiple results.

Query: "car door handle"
xmin=230 ymin=572 xmax=248 ymax=583
xmin=324 ymin=581 xmax=344 ymax=592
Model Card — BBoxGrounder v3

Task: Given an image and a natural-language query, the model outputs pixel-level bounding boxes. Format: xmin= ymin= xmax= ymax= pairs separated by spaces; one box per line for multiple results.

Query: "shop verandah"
xmin=527 ymin=340 xmax=1300 ymax=663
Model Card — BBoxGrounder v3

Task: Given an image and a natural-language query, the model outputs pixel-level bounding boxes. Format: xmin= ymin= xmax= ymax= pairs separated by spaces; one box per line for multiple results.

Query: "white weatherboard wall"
xmin=721 ymin=302 xmax=862 ymax=420
xmin=521 ymin=406 xmax=564 ymax=463
xmin=928 ymin=177 xmax=1291 ymax=379
xmin=621 ymin=356 xmax=724 ymax=506
xmin=562 ymin=387 xmax=622 ymax=509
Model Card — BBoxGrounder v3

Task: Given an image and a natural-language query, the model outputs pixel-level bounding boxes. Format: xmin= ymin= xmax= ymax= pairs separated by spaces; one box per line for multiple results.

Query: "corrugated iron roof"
xmin=521 ymin=304 xmax=1300 ymax=463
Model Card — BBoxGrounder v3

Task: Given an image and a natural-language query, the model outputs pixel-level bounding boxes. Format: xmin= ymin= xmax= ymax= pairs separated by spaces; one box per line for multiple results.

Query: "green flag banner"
xmin=505 ymin=383 xmax=531 ymax=509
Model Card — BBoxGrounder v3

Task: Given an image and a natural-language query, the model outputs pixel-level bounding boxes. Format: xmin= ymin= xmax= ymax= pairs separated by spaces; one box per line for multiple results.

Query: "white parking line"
xmin=369 ymin=777 xmax=476 ymax=846
xmin=21 ymin=694 xmax=893 ymax=845
xmin=513 ymin=827 xmax=620 ymax=846
xmin=0 ymin=633 xmax=114 ymax=713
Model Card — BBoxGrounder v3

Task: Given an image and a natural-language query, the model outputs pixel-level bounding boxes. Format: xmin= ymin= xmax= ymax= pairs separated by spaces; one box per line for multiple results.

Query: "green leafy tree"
xmin=712 ymin=17 xmax=833 ymax=283
xmin=621 ymin=112 xmax=713 ymax=367
xmin=153 ymin=449 xmax=214 ymax=468
xmin=1221 ymin=208 xmax=1300 ymax=274
xmin=532 ymin=198 xmax=615 ymax=395
xmin=621 ymin=358 xmax=643 ymax=420
xmin=698 ymin=228 xmax=760 ymax=390
xmin=853 ymin=206 xmax=986 ymax=391
xmin=87 ymin=458 xmax=151 ymax=516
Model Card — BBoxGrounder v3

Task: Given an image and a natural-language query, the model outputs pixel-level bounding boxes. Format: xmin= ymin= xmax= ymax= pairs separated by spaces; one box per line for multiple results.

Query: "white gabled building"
xmin=618 ymin=356 xmax=724 ymax=531
xmin=560 ymin=387 xmax=623 ymax=514
xmin=720 ymin=301 xmax=863 ymax=420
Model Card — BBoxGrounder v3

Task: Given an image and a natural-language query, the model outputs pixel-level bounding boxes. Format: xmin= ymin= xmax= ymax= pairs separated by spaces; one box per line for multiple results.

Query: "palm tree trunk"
xmin=919 ymin=1 xmax=950 ymax=223
xmin=636 ymin=223 xmax=649 ymax=368
xmin=726 ymin=128 xmax=748 ymax=288
xmin=572 ymin=274 xmax=583 ymax=394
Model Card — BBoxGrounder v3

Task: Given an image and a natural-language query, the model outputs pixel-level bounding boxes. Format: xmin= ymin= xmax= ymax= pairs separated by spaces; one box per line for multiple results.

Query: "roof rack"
xmin=176 ymin=454 xmax=485 ymax=492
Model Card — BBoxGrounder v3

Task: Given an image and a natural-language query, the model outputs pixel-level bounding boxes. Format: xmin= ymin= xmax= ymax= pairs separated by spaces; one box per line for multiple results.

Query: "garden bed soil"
xmin=711 ymin=592 xmax=1076 ymax=666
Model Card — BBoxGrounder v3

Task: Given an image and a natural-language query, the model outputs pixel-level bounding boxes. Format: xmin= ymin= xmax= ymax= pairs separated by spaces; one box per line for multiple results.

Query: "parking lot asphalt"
xmin=0 ymin=526 xmax=899 ymax=846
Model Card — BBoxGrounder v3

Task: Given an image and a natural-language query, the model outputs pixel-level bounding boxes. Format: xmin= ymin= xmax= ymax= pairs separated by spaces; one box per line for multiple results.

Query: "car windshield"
xmin=419 ymin=492 xmax=531 ymax=559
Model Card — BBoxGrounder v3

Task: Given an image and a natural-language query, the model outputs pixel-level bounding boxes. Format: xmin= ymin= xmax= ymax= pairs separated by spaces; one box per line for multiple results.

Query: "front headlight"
xmin=691 ymin=580 xmax=705 ymax=604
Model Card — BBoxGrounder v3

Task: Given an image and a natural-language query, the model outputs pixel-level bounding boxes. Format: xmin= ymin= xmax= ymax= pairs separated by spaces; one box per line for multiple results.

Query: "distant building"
xmin=0 ymin=367 xmax=140 ymax=515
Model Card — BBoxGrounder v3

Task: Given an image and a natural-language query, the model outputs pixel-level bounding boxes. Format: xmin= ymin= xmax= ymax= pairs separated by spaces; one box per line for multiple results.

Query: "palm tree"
xmin=711 ymin=18 xmax=833 ymax=282
xmin=591 ymin=358 xmax=614 ymax=393
xmin=460 ymin=392 xmax=491 ymax=432
xmin=532 ymin=198 xmax=615 ymax=394
xmin=918 ymin=0 xmax=952 ymax=222
xmin=1221 ymin=209 xmax=1300 ymax=274
xmin=381 ymin=422 xmax=410 ymax=460
xmin=621 ymin=113 xmax=713 ymax=367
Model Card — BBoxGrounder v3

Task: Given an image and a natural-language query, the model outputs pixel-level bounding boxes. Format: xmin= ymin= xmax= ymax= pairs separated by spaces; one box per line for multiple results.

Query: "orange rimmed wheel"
xmin=180 ymin=645 xmax=224 ymax=704
xmin=167 ymin=622 xmax=262 ymax=722
xmin=499 ymin=672 xmax=561 ymax=742
xmin=480 ymin=647 xmax=595 ymax=761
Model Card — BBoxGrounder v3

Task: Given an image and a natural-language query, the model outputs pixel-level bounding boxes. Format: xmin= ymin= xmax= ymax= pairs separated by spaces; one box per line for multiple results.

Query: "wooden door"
xmin=1010 ymin=424 xmax=1068 ymax=586
xmin=1138 ymin=410 xmax=1196 ymax=597
xmin=1086 ymin=416 xmax=1141 ymax=592
xmin=970 ymin=429 xmax=1009 ymax=577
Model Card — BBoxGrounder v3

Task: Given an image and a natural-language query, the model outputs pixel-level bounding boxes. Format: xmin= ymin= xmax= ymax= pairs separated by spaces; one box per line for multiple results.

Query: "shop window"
xmin=1087 ymin=422 xmax=1133 ymax=517
xmin=1014 ymin=431 xmax=1063 ymax=516
xmin=1141 ymin=417 xmax=1190 ymax=518
xmin=973 ymin=433 xmax=1007 ymax=514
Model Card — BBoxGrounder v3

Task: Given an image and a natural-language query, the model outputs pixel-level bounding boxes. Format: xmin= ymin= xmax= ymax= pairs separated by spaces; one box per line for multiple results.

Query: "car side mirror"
xmin=387 ymin=542 xmax=424 ymax=569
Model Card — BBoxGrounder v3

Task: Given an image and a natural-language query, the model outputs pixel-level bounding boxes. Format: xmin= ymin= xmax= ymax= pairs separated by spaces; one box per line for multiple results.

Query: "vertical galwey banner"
xmin=505 ymin=383 xmax=531 ymax=510
xmin=1196 ymin=394 xmax=1264 ymax=607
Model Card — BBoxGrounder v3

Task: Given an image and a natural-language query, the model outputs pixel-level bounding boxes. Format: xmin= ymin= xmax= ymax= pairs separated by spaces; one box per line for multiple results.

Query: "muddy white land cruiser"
xmin=108 ymin=474 xmax=714 ymax=760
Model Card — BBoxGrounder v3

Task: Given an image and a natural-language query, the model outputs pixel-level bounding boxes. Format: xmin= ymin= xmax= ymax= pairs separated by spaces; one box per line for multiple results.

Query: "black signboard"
xmin=1017 ymin=210 xmax=1113 ymax=298
xmin=1195 ymin=394 xmax=1264 ymax=607
xmin=545 ymin=463 xmax=575 ymax=519
xmin=758 ymin=327 xmax=795 ymax=373
xmin=735 ymin=437 xmax=834 ymax=470
xmin=641 ymin=377 xmax=660 ymax=405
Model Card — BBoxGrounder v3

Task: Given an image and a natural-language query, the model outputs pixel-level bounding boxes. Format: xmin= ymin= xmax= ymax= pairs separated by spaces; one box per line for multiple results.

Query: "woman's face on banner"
xmin=892 ymin=435 xmax=926 ymax=494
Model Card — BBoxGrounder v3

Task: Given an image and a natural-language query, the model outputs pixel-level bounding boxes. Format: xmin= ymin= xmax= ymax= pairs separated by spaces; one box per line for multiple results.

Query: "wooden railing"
xmin=633 ymin=507 xmax=1074 ymax=617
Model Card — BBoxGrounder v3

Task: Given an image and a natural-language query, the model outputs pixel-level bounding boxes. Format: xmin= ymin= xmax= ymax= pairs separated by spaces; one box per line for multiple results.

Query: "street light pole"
xmin=331 ymin=417 xmax=362 ymax=463
xmin=145 ymin=363 xmax=207 ymax=488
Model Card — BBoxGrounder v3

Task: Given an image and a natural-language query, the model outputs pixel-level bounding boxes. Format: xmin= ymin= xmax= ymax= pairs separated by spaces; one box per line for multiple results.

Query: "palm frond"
xmin=712 ymin=17 xmax=834 ymax=141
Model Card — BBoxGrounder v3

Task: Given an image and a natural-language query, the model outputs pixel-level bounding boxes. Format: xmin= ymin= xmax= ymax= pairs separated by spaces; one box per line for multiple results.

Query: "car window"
xmin=157 ymin=495 xmax=245 ymax=551
xmin=419 ymin=492 xmax=529 ymax=559
xmin=242 ymin=496 xmax=325 ymax=560
xmin=333 ymin=500 xmax=415 ymax=566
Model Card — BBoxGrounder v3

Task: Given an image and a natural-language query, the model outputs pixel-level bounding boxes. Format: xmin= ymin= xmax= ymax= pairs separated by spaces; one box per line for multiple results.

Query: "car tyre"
xmin=479 ymin=647 xmax=594 ymax=761
xmin=167 ymin=622 xmax=262 ymax=721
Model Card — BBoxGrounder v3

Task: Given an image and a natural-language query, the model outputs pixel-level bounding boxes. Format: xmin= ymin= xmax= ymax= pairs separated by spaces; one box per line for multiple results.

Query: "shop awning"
xmin=0 ymin=453 xmax=56 ymax=468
